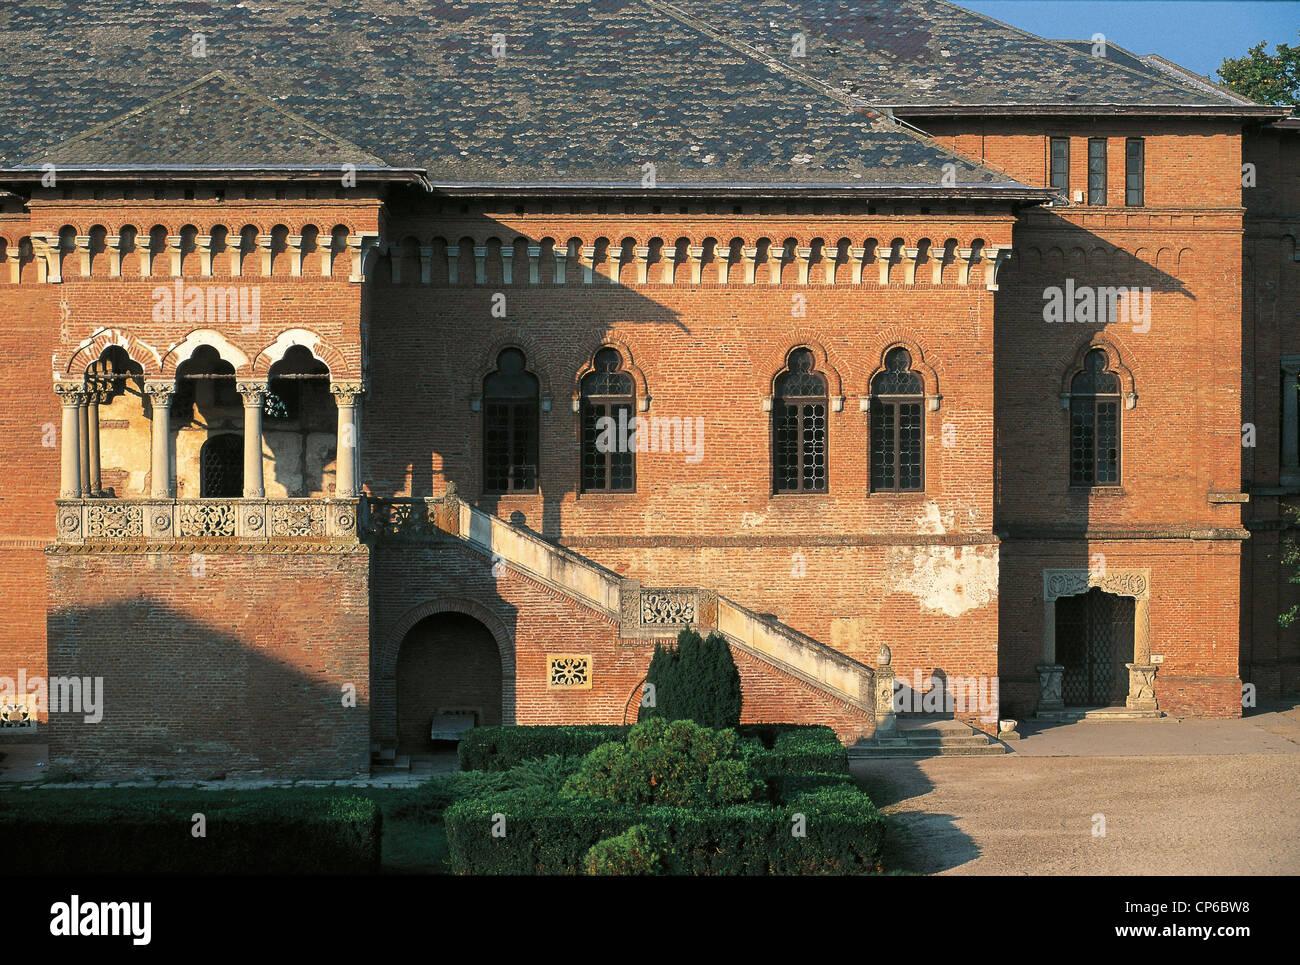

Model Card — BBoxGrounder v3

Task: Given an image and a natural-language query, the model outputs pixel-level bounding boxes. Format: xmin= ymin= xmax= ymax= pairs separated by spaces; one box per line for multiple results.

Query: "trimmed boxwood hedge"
xmin=459 ymin=723 xmax=847 ymax=775
xmin=458 ymin=725 xmax=631 ymax=771
xmin=444 ymin=783 xmax=883 ymax=875
xmin=0 ymin=792 xmax=381 ymax=874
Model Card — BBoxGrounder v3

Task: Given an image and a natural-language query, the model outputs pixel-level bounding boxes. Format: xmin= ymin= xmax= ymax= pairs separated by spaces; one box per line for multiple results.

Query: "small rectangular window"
xmin=1088 ymin=138 xmax=1107 ymax=205
xmin=1049 ymin=137 xmax=1070 ymax=196
xmin=1125 ymin=138 xmax=1145 ymax=207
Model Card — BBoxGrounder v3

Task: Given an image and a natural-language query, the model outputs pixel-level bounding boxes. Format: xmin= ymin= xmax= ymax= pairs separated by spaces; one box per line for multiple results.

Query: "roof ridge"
xmin=639 ymin=0 xmax=1029 ymax=187
xmin=22 ymin=70 xmax=391 ymax=166
xmin=1141 ymin=54 xmax=1262 ymax=106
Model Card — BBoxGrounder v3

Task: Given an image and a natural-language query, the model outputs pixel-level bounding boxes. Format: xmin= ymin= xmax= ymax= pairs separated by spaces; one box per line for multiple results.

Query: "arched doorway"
xmin=199 ymin=434 xmax=243 ymax=497
xmin=1056 ymin=587 xmax=1133 ymax=706
xmin=396 ymin=612 xmax=503 ymax=755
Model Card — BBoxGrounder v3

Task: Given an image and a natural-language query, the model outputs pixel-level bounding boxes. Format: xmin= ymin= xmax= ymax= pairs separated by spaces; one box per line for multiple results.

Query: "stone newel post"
xmin=145 ymin=381 xmax=175 ymax=498
xmin=875 ymin=645 xmax=898 ymax=737
xmin=237 ymin=381 xmax=267 ymax=498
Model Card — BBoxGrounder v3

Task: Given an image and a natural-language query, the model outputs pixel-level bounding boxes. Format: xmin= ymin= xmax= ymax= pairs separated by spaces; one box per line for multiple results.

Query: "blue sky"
xmin=960 ymin=1 xmax=1299 ymax=77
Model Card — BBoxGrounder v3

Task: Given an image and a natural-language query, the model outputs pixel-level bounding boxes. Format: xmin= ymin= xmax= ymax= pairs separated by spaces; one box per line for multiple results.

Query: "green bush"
xmin=458 ymin=725 xmax=630 ymax=771
xmin=457 ymin=723 xmax=848 ymax=778
xmin=563 ymin=718 xmax=761 ymax=807
xmin=445 ymin=784 xmax=884 ymax=875
xmin=0 ymin=792 xmax=381 ymax=874
xmin=639 ymin=629 xmax=743 ymax=729
xmin=584 ymin=824 xmax=664 ymax=875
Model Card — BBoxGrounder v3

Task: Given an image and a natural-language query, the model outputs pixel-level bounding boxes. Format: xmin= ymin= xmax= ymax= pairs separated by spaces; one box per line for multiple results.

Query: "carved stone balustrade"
xmin=54 ymin=497 xmax=360 ymax=547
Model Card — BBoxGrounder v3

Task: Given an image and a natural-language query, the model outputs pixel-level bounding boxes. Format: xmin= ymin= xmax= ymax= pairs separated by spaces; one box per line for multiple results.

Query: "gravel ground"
xmin=854 ymin=706 xmax=1300 ymax=875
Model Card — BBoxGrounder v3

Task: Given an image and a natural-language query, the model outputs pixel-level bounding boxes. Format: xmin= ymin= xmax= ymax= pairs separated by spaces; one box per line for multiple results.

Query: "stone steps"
xmin=848 ymin=717 xmax=1007 ymax=759
xmin=369 ymin=742 xmax=410 ymax=773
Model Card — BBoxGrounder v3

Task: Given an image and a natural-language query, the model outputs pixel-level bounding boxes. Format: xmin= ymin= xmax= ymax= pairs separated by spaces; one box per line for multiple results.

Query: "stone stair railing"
xmin=366 ymin=492 xmax=880 ymax=724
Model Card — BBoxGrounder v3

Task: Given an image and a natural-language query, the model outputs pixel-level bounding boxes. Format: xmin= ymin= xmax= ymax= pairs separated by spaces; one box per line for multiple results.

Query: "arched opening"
xmin=173 ymin=344 xmax=242 ymax=498
xmin=396 ymin=612 xmax=503 ymax=755
xmin=1056 ymin=587 xmax=1134 ymax=707
xmin=199 ymin=433 xmax=243 ymax=498
xmin=264 ymin=345 xmax=337 ymax=496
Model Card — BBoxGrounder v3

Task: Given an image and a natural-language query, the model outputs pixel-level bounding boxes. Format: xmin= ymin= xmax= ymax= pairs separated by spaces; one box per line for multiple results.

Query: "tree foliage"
xmin=1218 ymin=33 xmax=1300 ymax=106
xmin=638 ymin=627 xmax=743 ymax=728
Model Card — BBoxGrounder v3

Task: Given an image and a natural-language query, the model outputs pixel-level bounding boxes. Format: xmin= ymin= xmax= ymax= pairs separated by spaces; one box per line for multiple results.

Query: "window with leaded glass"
xmin=1050 ymin=137 xmax=1070 ymax=197
xmin=483 ymin=348 xmax=539 ymax=493
xmin=772 ymin=348 xmax=828 ymax=494
xmin=1088 ymin=138 xmax=1107 ymax=206
xmin=1125 ymin=138 xmax=1145 ymax=207
xmin=580 ymin=348 xmax=636 ymax=493
xmin=1069 ymin=349 xmax=1121 ymax=487
xmin=869 ymin=347 xmax=925 ymax=492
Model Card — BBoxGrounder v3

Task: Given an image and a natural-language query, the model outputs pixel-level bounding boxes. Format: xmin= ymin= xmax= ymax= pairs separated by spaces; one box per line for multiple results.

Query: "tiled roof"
xmin=0 ymin=0 xmax=1272 ymax=189
xmin=679 ymin=0 xmax=1265 ymax=111
xmin=21 ymin=74 xmax=389 ymax=168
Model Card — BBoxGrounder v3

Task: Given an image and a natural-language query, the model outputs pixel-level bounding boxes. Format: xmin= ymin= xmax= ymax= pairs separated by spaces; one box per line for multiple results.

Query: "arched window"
xmin=1069 ymin=349 xmax=1121 ymax=486
xmin=580 ymin=348 xmax=635 ymax=493
xmin=483 ymin=349 xmax=539 ymax=493
xmin=870 ymin=347 xmax=925 ymax=492
xmin=199 ymin=434 xmax=243 ymax=498
xmin=773 ymin=348 xmax=828 ymax=493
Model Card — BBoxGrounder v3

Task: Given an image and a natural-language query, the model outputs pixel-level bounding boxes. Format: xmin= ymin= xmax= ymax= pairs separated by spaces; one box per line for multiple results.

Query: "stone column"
xmin=86 ymin=389 xmax=104 ymax=496
xmin=554 ymin=243 xmax=570 ymax=284
xmin=580 ymin=246 xmax=596 ymax=285
xmin=237 ymin=381 xmax=267 ymax=498
xmin=77 ymin=397 xmax=91 ymax=495
xmin=687 ymin=246 xmax=704 ymax=284
xmin=75 ymin=235 xmax=92 ymax=277
xmin=986 ymin=246 xmax=1012 ymax=291
xmin=145 ymin=382 xmax=175 ymax=498
xmin=661 ymin=248 xmax=677 ymax=284
xmin=527 ymin=244 xmax=541 ymax=285
xmin=386 ymin=243 xmax=403 ymax=284
xmin=258 ymin=234 xmax=273 ymax=276
xmin=196 ymin=235 xmax=214 ymax=277
xmin=795 ymin=247 xmax=812 ymax=285
xmin=1036 ymin=664 xmax=1065 ymax=714
xmin=958 ymin=248 xmax=976 ymax=286
xmin=742 ymin=247 xmax=759 ymax=285
xmin=849 ymin=247 xmax=866 ymax=285
xmin=903 ymin=248 xmax=920 ymax=285
xmin=331 ymin=381 xmax=365 ymax=497
xmin=877 ymin=249 xmax=893 ymax=285
xmin=767 ymin=248 xmax=785 ymax=285
xmin=635 ymin=246 xmax=651 ymax=284
xmin=288 ymin=234 xmax=304 ymax=277
xmin=473 ymin=245 xmax=488 ymax=285
xmin=55 ymin=384 xmax=86 ymax=498
xmin=168 ymin=235 xmax=184 ymax=277
xmin=715 ymin=248 xmax=731 ymax=284
xmin=501 ymin=245 xmax=515 ymax=285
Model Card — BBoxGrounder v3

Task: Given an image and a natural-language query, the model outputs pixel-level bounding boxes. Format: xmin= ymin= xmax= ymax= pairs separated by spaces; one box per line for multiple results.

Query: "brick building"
xmin=0 ymin=1 xmax=1294 ymax=778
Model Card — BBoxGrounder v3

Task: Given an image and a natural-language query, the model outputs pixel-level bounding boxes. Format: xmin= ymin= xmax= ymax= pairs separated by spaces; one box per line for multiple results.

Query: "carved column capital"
xmin=54 ymin=382 xmax=88 ymax=406
xmin=236 ymin=380 xmax=268 ymax=405
xmin=143 ymin=380 xmax=176 ymax=406
xmin=330 ymin=380 xmax=367 ymax=406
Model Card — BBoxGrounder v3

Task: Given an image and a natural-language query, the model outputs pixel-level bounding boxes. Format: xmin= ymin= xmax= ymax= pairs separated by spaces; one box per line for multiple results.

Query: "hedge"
xmin=459 ymin=723 xmax=847 ymax=775
xmin=458 ymin=725 xmax=631 ymax=771
xmin=444 ymin=784 xmax=884 ymax=875
xmin=0 ymin=793 xmax=381 ymax=874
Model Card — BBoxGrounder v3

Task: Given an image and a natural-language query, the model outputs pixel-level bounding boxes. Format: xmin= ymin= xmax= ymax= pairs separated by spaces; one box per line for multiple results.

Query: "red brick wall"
xmin=45 ymin=547 xmax=370 ymax=779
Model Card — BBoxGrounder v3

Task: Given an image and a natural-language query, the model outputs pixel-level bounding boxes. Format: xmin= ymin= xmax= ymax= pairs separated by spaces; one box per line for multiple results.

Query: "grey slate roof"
xmin=679 ymin=0 xmax=1266 ymax=111
xmin=22 ymin=73 xmax=389 ymax=168
xmin=0 ymin=0 xmax=1275 ymax=189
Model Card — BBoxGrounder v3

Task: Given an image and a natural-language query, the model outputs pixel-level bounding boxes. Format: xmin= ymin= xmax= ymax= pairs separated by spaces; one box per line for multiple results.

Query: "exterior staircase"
xmin=366 ymin=490 xmax=881 ymax=732
xmin=848 ymin=716 xmax=1007 ymax=759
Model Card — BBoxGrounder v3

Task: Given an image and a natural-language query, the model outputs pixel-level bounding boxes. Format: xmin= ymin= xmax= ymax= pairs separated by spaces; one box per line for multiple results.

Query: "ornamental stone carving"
xmin=1044 ymin=568 xmax=1149 ymax=601
xmin=270 ymin=502 xmax=326 ymax=538
xmin=86 ymin=503 xmax=143 ymax=540
xmin=331 ymin=381 xmax=366 ymax=405
xmin=179 ymin=502 xmax=236 ymax=537
xmin=640 ymin=589 xmax=697 ymax=625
